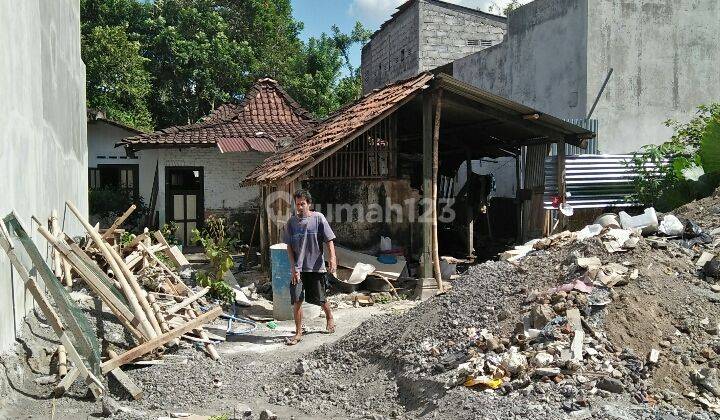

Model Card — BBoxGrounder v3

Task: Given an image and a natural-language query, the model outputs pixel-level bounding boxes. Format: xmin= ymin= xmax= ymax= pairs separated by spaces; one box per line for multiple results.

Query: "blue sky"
xmin=290 ymin=0 xmax=519 ymax=74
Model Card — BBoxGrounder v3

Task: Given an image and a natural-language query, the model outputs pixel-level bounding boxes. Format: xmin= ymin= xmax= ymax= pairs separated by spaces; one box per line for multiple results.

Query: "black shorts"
xmin=290 ymin=272 xmax=327 ymax=306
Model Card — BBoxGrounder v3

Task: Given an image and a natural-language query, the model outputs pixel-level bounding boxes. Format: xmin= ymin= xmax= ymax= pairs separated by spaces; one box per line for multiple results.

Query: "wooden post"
xmin=421 ymin=93 xmax=434 ymax=281
xmin=66 ymin=201 xmax=157 ymax=339
xmin=259 ymin=186 xmax=269 ymax=272
xmin=556 ymin=140 xmax=566 ymax=231
xmin=465 ymin=156 xmax=474 ymax=258
xmin=431 ymin=90 xmax=443 ymax=291
xmin=515 ymin=147 xmax=523 ymax=243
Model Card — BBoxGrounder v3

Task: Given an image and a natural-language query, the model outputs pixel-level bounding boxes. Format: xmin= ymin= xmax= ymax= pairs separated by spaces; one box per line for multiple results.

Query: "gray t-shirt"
xmin=283 ymin=212 xmax=336 ymax=273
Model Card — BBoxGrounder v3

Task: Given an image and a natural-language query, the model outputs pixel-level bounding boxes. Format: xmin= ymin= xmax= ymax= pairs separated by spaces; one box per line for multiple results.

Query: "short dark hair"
xmin=293 ymin=189 xmax=312 ymax=203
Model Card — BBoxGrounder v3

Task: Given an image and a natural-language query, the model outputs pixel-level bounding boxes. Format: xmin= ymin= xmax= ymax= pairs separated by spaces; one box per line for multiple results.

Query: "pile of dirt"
xmin=269 ymin=205 xmax=720 ymax=418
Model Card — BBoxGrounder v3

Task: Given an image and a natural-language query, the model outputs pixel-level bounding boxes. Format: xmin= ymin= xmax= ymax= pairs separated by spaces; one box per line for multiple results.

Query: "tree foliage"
xmin=628 ymin=104 xmax=720 ymax=211
xmin=80 ymin=0 xmax=370 ymax=129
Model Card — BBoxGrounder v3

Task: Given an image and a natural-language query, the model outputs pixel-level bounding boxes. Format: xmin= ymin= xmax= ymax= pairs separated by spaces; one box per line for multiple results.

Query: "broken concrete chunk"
xmin=693 ymin=368 xmax=720 ymax=398
xmin=259 ymin=409 xmax=278 ymax=420
xmin=622 ymin=236 xmax=640 ymax=249
xmin=648 ymin=349 xmax=660 ymax=364
xmin=532 ymin=352 xmax=554 ymax=367
xmin=501 ymin=347 xmax=528 ymax=375
xmin=704 ymin=258 xmax=720 ymax=278
xmin=577 ymin=257 xmax=602 ymax=270
xmin=697 ymin=252 xmax=716 ymax=268
xmin=532 ymin=367 xmax=561 ymax=377
xmin=530 ymin=304 xmax=556 ymax=329
xmin=596 ymin=377 xmax=624 ymax=393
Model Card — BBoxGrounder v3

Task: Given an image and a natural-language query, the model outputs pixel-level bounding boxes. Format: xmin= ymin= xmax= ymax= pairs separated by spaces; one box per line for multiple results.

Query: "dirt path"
xmin=0 ymin=301 xmax=416 ymax=420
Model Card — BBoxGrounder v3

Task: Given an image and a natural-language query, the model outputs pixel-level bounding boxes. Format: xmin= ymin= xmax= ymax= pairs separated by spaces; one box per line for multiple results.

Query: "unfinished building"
xmin=361 ymin=0 xmax=507 ymax=93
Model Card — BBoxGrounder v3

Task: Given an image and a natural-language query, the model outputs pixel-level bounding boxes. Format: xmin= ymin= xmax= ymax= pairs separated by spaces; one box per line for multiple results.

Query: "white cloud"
xmin=348 ymin=0 xmax=528 ymax=28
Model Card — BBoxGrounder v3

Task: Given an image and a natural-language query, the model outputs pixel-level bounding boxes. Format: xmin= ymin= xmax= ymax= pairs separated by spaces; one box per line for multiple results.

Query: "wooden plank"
xmin=101 ymin=204 xmax=136 ymax=240
xmin=106 ymin=349 xmax=144 ymax=400
xmin=101 ymin=306 xmax=222 ymax=374
xmin=54 ymin=366 xmax=79 ymax=397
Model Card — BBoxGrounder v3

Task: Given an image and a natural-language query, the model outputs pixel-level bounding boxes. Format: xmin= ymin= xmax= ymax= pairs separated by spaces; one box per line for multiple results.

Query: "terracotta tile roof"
xmin=217 ymin=137 xmax=276 ymax=153
xmin=119 ymin=78 xmax=315 ymax=151
xmin=242 ymin=73 xmax=434 ymax=185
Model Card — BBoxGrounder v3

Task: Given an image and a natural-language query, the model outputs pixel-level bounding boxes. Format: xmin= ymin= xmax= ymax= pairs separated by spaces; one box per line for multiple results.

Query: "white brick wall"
xmin=155 ymin=148 xmax=266 ymax=224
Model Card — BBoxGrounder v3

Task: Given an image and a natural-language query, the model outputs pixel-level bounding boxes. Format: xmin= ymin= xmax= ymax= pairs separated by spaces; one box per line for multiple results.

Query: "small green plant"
xmin=154 ymin=251 xmax=177 ymax=269
xmin=209 ymin=415 xmax=229 ymax=420
xmin=192 ymin=219 xmax=235 ymax=303
xmin=121 ymin=231 xmax=134 ymax=246
xmin=160 ymin=221 xmax=182 ymax=246
xmin=627 ymin=103 xmax=720 ymax=211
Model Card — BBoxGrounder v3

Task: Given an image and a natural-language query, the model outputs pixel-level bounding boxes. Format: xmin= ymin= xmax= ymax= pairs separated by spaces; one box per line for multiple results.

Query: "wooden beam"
xmin=556 ymin=140 xmax=567 ymax=231
xmin=101 ymin=306 xmax=222 ymax=374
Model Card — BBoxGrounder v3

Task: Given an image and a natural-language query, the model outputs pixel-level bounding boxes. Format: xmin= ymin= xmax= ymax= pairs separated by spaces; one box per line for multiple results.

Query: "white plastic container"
xmin=618 ymin=208 xmax=658 ymax=235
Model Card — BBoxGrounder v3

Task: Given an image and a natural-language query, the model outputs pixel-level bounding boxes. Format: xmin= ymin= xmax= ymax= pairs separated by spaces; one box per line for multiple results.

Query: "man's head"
xmin=293 ymin=189 xmax=313 ymax=217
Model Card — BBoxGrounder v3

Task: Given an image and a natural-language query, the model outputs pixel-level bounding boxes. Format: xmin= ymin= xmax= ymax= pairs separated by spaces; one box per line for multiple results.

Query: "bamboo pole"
xmin=165 ymin=287 xmax=209 ymax=315
xmin=188 ymin=308 xmax=220 ymax=360
xmin=106 ymin=244 xmax=163 ymax=337
xmin=432 ymin=90 xmax=443 ymax=291
xmin=50 ymin=210 xmax=63 ymax=282
xmin=66 ymin=201 xmax=157 ymax=339
xmin=62 ymin=257 xmax=73 ymax=288
xmin=101 ymin=204 xmax=136 ymax=240
xmin=57 ymin=345 xmax=67 ymax=378
xmin=37 ymin=228 xmax=149 ymax=342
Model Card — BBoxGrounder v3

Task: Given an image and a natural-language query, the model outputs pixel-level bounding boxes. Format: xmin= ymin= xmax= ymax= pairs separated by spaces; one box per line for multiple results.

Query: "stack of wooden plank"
xmin=0 ymin=202 xmax=224 ymax=401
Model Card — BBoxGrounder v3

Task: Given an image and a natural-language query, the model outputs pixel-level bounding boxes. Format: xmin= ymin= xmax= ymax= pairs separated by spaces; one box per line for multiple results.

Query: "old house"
xmin=361 ymin=0 xmax=507 ymax=93
xmin=87 ymin=109 xmax=151 ymax=205
xmin=243 ymin=73 xmax=593 ymax=279
xmin=119 ymin=78 xmax=315 ymax=244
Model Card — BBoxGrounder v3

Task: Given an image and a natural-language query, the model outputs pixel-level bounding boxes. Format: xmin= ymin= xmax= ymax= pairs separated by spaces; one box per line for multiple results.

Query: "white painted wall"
xmin=87 ymin=121 xmax=158 ymax=204
xmin=0 ymin=0 xmax=88 ymax=355
xmin=137 ymin=148 xmax=267 ymax=225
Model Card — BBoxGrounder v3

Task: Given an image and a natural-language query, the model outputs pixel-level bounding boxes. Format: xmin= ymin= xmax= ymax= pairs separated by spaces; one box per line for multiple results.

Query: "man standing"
xmin=283 ymin=189 xmax=337 ymax=345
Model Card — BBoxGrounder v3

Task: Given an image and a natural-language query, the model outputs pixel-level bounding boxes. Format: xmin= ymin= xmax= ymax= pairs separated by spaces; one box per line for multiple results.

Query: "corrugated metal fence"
xmin=543 ymin=154 xmax=664 ymax=209
xmin=551 ymin=119 xmax=599 ymax=155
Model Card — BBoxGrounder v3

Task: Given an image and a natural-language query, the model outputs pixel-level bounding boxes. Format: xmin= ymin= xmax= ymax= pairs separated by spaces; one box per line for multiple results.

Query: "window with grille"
xmin=310 ymin=116 xmax=396 ymax=179
xmin=481 ymin=39 xmax=493 ymax=47
xmin=88 ymin=168 xmax=101 ymax=189
xmin=466 ymin=39 xmax=479 ymax=46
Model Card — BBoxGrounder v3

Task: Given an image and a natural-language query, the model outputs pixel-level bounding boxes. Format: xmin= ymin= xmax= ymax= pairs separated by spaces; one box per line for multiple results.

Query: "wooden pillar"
xmin=259 ymin=186 xmax=269 ymax=272
xmin=421 ymin=93 xmax=434 ymax=280
xmin=465 ymin=156 xmax=474 ymax=258
xmin=556 ymin=140 xmax=567 ymax=231
xmin=431 ymin=90 xmax=443 ymax=291
xmin=515 ymin=147 xmax=523 ymax=243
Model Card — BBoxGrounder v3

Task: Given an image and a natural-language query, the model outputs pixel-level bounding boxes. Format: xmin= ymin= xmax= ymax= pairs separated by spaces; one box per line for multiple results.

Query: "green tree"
xmin=82 ymin=25 xmax=154 ymax=131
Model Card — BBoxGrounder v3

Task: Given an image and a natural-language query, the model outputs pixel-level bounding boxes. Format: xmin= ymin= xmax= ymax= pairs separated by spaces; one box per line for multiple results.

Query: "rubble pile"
xmin=270 ymin=201 xmax=720 ymax=418
xmin=0 ymin=203 xmax=224 ymax=402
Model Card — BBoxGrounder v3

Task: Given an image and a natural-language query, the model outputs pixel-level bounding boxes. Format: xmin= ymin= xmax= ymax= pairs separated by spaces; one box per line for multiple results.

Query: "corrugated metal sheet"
xmin=543 ymin=154 xmax=665 ymax=209
xmin=550 ymin=119 xmax=599 ymax=155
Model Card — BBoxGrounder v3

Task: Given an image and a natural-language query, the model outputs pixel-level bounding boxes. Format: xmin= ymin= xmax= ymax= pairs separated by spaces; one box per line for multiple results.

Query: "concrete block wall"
xmin=151 ymin=148 xmax=266 ymax=225
xmin=361 ymin=0 xmax=420 ymax=93
xmin=0 ymin=0 xmax=88 ymax=355
xmin=361 ymin=0 xmax=506 ymax=93
xmin=418 ymin=0 xmax=506 ymax=72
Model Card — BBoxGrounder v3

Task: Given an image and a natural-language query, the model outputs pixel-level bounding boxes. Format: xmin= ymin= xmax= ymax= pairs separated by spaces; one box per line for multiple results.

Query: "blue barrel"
xmin=270 ymin=243 xmax=293 ymax=320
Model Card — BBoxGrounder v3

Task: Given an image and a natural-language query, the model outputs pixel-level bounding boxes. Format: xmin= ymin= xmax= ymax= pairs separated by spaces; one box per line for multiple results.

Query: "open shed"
xmin=242 ymin=72 xmax=594 ymax=285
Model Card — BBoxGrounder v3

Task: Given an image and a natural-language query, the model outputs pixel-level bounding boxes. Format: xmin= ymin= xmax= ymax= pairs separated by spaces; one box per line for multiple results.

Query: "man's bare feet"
xmin=285 ymin=334 xmax=303 ymax=345
xmin=326 ymin=319 xmax=336 ymax=334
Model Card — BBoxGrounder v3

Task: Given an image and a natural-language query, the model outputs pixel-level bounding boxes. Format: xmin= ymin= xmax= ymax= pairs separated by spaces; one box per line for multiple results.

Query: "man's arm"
xmin=326 ymin=240 xmax=337 ymax=274
xmin=286 ymin=244 xmax=300 ymax=285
